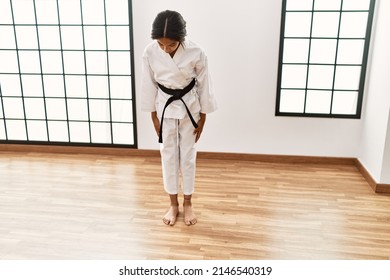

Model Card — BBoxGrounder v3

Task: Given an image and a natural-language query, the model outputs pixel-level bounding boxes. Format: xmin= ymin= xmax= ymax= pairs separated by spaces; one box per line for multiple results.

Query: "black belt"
xmin=157 ymin=79 xmax=198 ymax=143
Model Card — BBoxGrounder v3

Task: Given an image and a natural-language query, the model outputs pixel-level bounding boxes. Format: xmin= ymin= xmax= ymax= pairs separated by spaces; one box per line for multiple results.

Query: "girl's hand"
xmin=194 ymin=113 xmax=206 ymax=143
xmin=151 ymin=112 xmax=160 ymax=137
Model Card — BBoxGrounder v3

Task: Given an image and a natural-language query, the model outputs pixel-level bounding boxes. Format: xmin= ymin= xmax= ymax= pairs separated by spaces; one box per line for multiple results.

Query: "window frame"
xmin=275 ymin=0 xmax=376 ymax=119
xmin=0 ymin=0 xmax=137 ymax=148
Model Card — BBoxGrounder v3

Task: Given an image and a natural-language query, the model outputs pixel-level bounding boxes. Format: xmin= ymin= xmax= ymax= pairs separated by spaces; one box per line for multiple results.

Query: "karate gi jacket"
xmin=141 ymin=39 xmax=217 ymax=119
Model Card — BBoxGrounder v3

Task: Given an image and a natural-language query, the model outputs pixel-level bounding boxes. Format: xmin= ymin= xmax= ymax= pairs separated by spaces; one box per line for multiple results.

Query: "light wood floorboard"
xmin=0 ymin=151 xmax=390 ymax=260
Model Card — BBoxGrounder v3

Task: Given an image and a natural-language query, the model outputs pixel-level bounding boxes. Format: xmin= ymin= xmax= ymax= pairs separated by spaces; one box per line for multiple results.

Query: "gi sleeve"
xmin=140 ymin=52 xmax=158 ymax=112
xmin=195 ymin=50 xmax=217 ymax=114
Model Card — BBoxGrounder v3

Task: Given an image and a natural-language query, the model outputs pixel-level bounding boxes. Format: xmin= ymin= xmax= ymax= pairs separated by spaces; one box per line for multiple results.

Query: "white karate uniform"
xmin=141 ymin=39 xmax=217 ymax=195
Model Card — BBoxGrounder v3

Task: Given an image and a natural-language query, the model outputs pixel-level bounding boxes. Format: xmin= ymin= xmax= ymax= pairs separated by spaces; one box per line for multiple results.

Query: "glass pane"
xmin=105 ymin=0 xmax=129 ymax=24
xmin=111 ymin=100 xmax=133 ymax=122
xmin=65 ymin=75 xmax=87 ymax=98
xmin=19 ymin=51 xmax=41 ymax=74
xmin=84 ymin=26 xmax=107 ymax=50
xmin=12 ymin=0 xmax=35 ymax=24
xmin=46 ymin=98 xmax=67 ymax=120
xmin=108 ymin=52 xmax=131 ymax=75
xmin=3 ymin=97 xmax=25 ymax=118
xmin=0 ymin=122 xmax=5 ymax=140
xmin=283 ymin=39 xmax=309 ymax=63
xmin=60 ymin=26 xmax=83 ymax=50
xmin=0 ymin=26 xmax=16 ymax=49
xmin=87 ymin=76 xmax=109 ymax=98
xmin=63 ymin=51 xmax=85 ymax=74
xmin=91 ymin=122 xmax=111 ymax=144
xmin=331 ymin=91 xmax=358 ymax=114
xmin=86 ymin=51 xmax=107 ymax=75
xmin=281 ymin=65 xmax=307 ymax=88
xmin=113 ymin=123 xmax=133 ymax=145
xmin=279 ymin=90 xmax=305 ymax=113
xmin=89 ymin=100 xmax=111 ymax=122
xmin=48 ymin=121 xmax=69 ymax=142
xmin=38 ymin=26 xmax=61 ymax=49
xmin=0 ymin=51 xmax=18 ymax=73
xmin=284 ymin=12 xmax=312 ymax=37
xmin=343 ymin=0 xmax=371 ymax=10
xmin=67 ymin=99 xmax=89 ymax=121
xmin=15 ymin=26 xmax=38 ymax=49
xmin=6 ymin=120 xmax=27 ymax=140
xmin=334 ymin=66 xmax=361 ymax=90
xmin=307 ymin=65 xmax=334 ymax=89
xmin=110 ymin=76 xmax=132 ymax=99
xmin=107 ymin=26 xmax=130 ymax=50
xmin=82 ymin=0 xmax=105 ymax=24
xmin=43 ymin=75 xmax=65 ymax=97
xmin=41 ymin=51 xmax=63 ymax=74
xmin=35 ymin=0 xmax=59 ymax=24
xmin=305 ymin=90 xmax=332 ymax=113
xmin=69 ymin=121 xmax=90 ymax=143
xmin=314 ymin=0 xmax=341 ymax=10
xmin=312 ymin=12 xmax=340 ymax=37
xmin=58 ymin=0 xmax=81 ymax=24
xmin=21 ymin=75 xmax=43 ymax=97
xmin=0 ymin=74 xmax=22 ymax=96
xmin=337 ymin=40 xmax=365 ymax=64
xmin=339 ymin=12 xmax=368 ymax=38
xmin=309 ymin=39 xmax=337 ymax=64
xmin=24 ymin=98 xmax=46 ymax=119
xmin=286 ymin=0 xmax=313 ymax=11
xmin=26 ymin=120 xmax=48 ymax=141
xmin=0 ymin=0 xmax=13 ymax=24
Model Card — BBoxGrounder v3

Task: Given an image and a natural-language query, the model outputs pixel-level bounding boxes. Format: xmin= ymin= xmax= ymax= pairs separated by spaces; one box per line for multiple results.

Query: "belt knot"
xmin=157 ymin=79 xmax=198 ymax=143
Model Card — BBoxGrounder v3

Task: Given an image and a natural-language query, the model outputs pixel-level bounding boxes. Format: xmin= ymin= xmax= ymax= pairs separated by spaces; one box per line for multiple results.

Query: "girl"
xmin=141 ymin=10 xmax=217 ymax=226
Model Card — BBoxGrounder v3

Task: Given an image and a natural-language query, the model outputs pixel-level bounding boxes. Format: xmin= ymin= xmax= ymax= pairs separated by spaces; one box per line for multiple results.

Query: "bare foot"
xmin=163 ymin=205 xmax=179 ymax=226
xmin=183 ymin=204 xmax=197 ymax=225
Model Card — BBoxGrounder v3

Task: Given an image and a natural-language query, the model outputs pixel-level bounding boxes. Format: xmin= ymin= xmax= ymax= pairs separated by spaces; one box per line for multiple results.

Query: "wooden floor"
xmin=1 ymin=151 xmax=390 ymax=260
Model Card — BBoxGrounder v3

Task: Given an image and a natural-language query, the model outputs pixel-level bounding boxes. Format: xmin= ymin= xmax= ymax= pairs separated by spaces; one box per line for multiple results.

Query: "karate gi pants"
xmin=160 ymin=115 xmax=198 ymax=195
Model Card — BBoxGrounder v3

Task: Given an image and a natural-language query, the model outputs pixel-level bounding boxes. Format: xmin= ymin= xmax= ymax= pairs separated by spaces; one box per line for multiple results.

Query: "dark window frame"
xmin=0 ymin=0 xmax=137 ymax=148
xmin=275 ymin=0 xmax=376 ymax=119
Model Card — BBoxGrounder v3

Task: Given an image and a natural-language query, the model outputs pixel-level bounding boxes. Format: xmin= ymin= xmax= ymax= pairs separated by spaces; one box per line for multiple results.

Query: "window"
xmin=276 ymin=0 xmax=376 ymax=118
xmin=0 ymin=0 xmax=136 ymax=147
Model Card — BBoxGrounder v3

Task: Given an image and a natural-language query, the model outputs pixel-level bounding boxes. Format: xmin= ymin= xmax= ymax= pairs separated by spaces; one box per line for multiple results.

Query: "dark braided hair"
xmin=151 ymin=10 xmax=187 ymax=42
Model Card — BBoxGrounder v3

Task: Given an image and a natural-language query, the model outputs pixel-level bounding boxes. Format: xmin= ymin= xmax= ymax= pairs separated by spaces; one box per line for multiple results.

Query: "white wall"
xmin=358 ymin=0 xmax=390 ymax=184
xmin=133 ymin=0 xmax=362 ymax=158
xmin=381 ymin=109 xmax=390 ymax=183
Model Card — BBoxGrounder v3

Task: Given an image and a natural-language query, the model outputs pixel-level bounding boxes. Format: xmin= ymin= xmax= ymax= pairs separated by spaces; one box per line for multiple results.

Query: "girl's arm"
xmin=151 ymin=111 xmax=160 ymax=137
xmin=194 ymin=113 xmax=206 ymax=143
